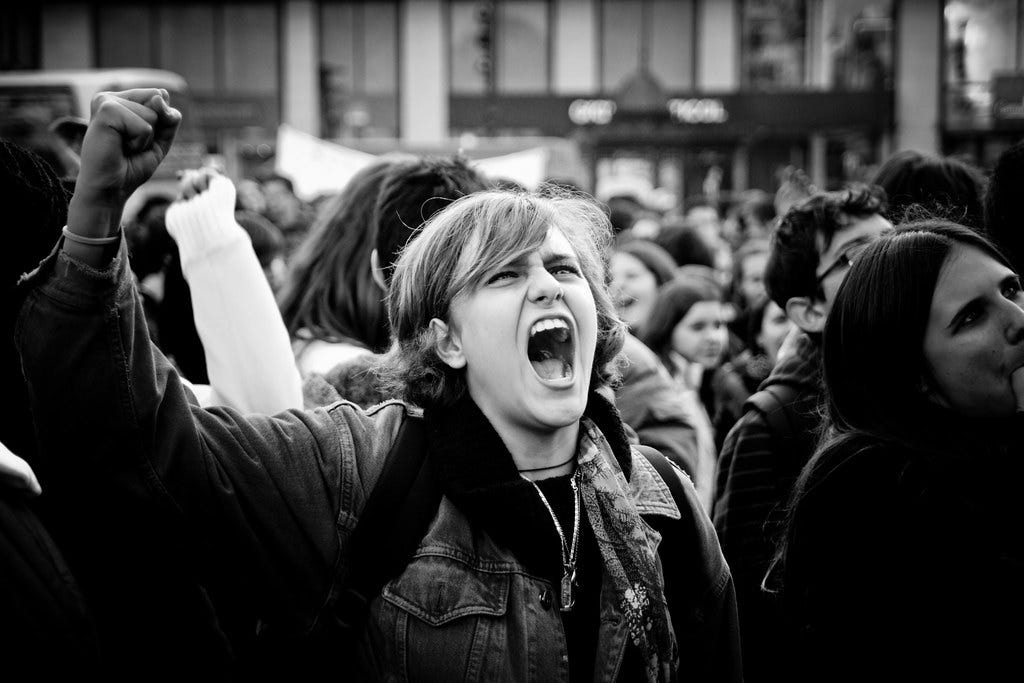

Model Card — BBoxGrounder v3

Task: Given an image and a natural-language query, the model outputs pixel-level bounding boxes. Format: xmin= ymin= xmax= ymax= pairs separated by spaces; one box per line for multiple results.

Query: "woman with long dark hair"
xmin=277 ymin=161 xmax=395 ymax=375
xmin=774 ymin=219 xmax=1024 ymax=681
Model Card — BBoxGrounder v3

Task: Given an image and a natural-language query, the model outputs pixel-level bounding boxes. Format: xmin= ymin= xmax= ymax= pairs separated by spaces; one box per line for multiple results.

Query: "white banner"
xmin=276 ymin=124 xmax=551 ymax=197
xmin=275 ymin=124 xmax=378 ymax=201
xmin=472 ymin=147 xmax=550 ymax=190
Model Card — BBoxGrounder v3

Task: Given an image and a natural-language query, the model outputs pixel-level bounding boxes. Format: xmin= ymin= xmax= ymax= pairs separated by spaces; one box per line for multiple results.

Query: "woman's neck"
xmin=475 ymin=405 xmax=581 ymax=481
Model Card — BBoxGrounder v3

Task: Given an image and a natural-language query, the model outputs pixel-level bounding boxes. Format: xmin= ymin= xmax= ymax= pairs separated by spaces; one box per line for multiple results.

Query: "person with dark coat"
xmin=0 ymin=138 xmax=100 ymax=678
xmin=712 ymin=184 xmax=891 ymax=682
xmin=774 ymin=220 xmax=1024 ymax=682
xmin=2 ymin=138 xmax=234 ymax=679
xmin=984 ymin=138 xmax=1024 ymax=274
xmin=17 ymin=89 xmax=742 ymax=682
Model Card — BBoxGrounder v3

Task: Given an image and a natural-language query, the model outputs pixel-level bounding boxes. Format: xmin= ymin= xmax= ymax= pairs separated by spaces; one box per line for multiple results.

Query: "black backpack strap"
xmin=330 ymin=414 xmax=439 ymax=634
xmin=635 ymin=444 xmax=694 ymax=623
xmin=743 ymin=384 xmax=800 ymax=443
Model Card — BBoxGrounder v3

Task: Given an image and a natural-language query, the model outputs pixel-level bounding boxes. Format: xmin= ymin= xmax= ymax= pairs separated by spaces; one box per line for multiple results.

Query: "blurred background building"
xmin=1 ymin=0 xmax=1022 ymax=200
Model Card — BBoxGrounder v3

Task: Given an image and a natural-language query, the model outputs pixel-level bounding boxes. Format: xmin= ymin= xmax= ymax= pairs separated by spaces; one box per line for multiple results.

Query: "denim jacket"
xmin=16 ymin=239 xmax=741 ymax=682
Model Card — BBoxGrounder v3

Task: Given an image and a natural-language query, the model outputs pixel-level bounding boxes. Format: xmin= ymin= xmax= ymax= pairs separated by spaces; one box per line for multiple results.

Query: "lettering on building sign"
xmin=667 ymin=98 xmax=728 ymax=124
xmin=569 ymin=99 xmax=617 ymax=125
xmin=996 ymin=97 xmax=1024 ymax=121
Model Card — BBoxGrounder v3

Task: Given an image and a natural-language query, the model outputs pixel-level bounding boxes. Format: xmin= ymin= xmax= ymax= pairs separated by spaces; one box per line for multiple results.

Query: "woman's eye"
xmin=1003 ymin=280 xmax=1022 ymax=299
xmin=486 ymin=270 xmax=518 ymax=284
xmin=959 ymin=307 xmax=982 ymax=328
xmin=551 ymin=264 xmax=581 ymax=277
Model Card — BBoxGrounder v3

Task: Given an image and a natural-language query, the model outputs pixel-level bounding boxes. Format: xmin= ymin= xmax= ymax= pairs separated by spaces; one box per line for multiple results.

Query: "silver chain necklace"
xmin=526 ymin=468 xmax=582 ymax=612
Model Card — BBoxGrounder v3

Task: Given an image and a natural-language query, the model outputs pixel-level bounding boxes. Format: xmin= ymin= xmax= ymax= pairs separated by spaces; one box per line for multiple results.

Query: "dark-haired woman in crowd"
xmin=773 ymin=220 xmax=1024 ymax=682
xmin=640 ymin=268 xmax=733 ymax=509
xmin=610 ymin=239 xmax=678 ymax=332
xmin=984 ymin=138 xmax=1024 ymax=274
xmin=18 ymin=90 xmax=742 ymax=681
xmin=277 ymin=161 xmax=396 ymax=376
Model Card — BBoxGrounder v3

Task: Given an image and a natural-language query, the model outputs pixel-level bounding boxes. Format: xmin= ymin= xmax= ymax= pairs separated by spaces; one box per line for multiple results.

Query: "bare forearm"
xmin=64 ymin=191 xmax=124 ymax=266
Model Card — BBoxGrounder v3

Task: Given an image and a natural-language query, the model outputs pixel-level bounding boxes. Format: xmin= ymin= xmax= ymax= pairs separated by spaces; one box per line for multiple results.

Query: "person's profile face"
xmin=740 ymin=252 xmax=768 ymax=308
xmin=443 ymin=226 xmax=598 ymax=436
xmin=263 ymin=180 xmax=299 ymax=224
xmin=757 ymin=300 xmax=793 ymax=366
xmin=922 ymin=244 xmax=1024 ymax=417
xmin=610 ymin=251 xmax=659 ymax=330
xmin=815 ymin=212 xmax=893 ymax=314
xmin=670 ymin=300 xmax=727 ymax=369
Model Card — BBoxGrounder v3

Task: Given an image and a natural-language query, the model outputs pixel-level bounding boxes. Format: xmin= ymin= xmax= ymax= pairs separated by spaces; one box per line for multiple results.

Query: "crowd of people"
xmin=3 ymin=86 xmax=1024 ymax=682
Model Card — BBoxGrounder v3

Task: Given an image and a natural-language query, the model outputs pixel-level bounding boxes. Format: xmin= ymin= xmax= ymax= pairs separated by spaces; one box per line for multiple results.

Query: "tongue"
xmin=532 ymin=358 xmax=569 ymax=380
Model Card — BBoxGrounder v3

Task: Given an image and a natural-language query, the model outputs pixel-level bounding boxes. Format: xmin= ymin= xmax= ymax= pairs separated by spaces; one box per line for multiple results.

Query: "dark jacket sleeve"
xmin=616 ymin=336 xmax=701 ymax=478
xmin=15 ymin=238 xmax=400 ymax=636
xmin=713 ymin=409 xmax=779 ymax=581
xmin=666 ymin=463 xmax=744 ymax=683
xmin=711 ymin=409 xmax=789 ymax=683
xmin=0 ymin=491 xmax=99 ymax=675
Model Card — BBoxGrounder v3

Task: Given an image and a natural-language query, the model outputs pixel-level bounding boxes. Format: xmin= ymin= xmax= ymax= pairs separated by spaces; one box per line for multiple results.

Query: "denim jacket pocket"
xmin=377 ymin=552 xmax=512 ymax=681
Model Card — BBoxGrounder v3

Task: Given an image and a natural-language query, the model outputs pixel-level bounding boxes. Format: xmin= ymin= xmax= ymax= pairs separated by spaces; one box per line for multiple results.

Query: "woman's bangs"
xmin=450 ymin=203 xmax=551 ymax=297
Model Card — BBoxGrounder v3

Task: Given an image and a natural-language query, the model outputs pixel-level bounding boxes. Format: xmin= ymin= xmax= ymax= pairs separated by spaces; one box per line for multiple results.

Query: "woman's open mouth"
xmin=527 ymin=317 xmax=576 ymax=382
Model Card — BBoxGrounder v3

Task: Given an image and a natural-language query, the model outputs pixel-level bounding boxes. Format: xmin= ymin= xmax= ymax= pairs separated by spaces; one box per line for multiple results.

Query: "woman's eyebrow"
xmin=542 ymin=252 xmax=581 ymax=266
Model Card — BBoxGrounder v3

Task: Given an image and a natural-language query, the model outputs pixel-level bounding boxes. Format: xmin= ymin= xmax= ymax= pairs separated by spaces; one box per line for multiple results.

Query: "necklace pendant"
xmin=559 ymin=571 xmax=575 ymax=612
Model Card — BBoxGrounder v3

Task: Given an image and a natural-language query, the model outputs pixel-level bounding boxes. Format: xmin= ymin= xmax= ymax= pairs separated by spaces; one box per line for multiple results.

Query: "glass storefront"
xmin=320 ymin=0 xmax=400 ymax=139
xmin=943 ymin=0 xmax=1024 ymax=167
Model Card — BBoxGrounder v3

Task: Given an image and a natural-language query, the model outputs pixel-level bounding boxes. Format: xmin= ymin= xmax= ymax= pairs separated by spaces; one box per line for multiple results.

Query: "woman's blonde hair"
xmin=381 ymin=188 xmax=626 ymax=407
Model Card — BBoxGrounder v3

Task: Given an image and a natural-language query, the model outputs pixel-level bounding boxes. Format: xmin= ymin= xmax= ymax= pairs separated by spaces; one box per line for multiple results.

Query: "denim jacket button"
xmin=539 ymin=589 xmax=553 ymax=610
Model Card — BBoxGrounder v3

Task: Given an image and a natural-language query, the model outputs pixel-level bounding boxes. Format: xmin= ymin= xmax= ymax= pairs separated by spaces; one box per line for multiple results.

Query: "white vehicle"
xmin=0 ymin=68 xmax=207 ymax=216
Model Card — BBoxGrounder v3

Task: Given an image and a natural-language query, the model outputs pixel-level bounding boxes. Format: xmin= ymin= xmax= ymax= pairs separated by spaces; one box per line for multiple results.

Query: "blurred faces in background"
xmin=671 ymin=300 xmax=729 ymax=371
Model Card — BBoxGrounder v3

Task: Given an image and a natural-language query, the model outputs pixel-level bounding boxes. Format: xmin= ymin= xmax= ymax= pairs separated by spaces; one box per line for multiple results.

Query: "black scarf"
xmin=422 ymin=391 xmax=633 ymax=579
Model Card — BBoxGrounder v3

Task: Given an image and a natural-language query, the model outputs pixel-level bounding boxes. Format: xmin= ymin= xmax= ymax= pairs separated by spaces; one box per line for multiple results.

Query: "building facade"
xmin=2 ymin=1 xmax=1021 ymax=198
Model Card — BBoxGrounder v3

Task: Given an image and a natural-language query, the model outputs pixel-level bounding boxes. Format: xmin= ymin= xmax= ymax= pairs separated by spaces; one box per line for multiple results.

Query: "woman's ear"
xmin=431 ymin=318 xmax=466 ymax=369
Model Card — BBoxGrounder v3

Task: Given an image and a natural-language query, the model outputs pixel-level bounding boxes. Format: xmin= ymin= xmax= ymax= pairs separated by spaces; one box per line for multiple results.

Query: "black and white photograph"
xmin=2 ymin=1 xmax=1024 ymax=680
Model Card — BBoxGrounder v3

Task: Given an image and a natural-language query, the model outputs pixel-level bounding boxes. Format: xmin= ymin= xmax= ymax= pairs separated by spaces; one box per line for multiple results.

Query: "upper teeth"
xmin=530 ymin=318 xmax=569 ymax=337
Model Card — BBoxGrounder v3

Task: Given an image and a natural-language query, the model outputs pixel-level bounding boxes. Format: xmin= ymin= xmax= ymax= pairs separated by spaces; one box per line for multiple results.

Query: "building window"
xmin=96 ymin=3 xmax=282 ymax=154
xmin=223 ymin=4 xmax=280 ymax=96
xmin=741 ymin=0 xmax=807 ymax=90
xmin=495 ymin=1 xmax=549 ymax=93
xmin=0 ymin=8 xmax=41 ymax=70
xmin=824 ymin=0 xmax=893 ymax=91
xmin=449 ymin=0 xmax=552 ymax=95
xmin=158 ymin=5 xmax=217 ymax=92
xmin=97 ymin=5 xmax=156 ymax=69
xmin=450 ymin=0 xmax=490 ymax=94
xmin=944 ymin=0 xmax=1023 ymax=130
xmin=599 ymin=0 xmax=694 ymax=92
xmin=320 ymin=0 xmax=400 ymax=138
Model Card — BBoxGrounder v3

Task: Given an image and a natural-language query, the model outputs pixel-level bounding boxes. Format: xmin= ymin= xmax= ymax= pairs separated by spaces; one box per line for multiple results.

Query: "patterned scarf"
xmin=425 ymin=391 xmax=677 ymax=681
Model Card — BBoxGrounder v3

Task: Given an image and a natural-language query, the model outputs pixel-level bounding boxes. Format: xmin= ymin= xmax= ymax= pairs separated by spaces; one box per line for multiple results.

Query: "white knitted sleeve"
xmin=165 ymin=175 xmax=303 ymax=414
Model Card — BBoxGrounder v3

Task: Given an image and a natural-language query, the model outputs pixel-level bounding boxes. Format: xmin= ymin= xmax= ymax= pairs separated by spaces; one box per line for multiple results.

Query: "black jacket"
xmin=779 ymin=431 xmax=1024 ymax=682
xmin=712 ymin=332 xmax=822 ymax=683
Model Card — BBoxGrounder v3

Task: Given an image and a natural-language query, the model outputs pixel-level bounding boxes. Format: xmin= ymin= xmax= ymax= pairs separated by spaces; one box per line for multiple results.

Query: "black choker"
xmin=517 ymin=453 xmax=576 ymax=473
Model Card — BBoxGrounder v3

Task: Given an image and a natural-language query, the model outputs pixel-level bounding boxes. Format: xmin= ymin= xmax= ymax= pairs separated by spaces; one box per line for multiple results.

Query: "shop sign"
xmin=993 ymin=74 xmax=1024 ymax=128
xmin=667 ymin=98 xmax=728 ymax=124
xmin=193 ymin=95 xmax=278 ymax=130
xmin=568 ymin=99 xmax=616 ymax=125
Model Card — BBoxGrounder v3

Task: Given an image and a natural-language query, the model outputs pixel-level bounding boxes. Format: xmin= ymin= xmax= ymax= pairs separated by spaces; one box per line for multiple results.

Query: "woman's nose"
xmin=1004 ymin=299 xmax=1024 ymax=345
xmin=529 ymin=269 xmax=564 ymax=304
